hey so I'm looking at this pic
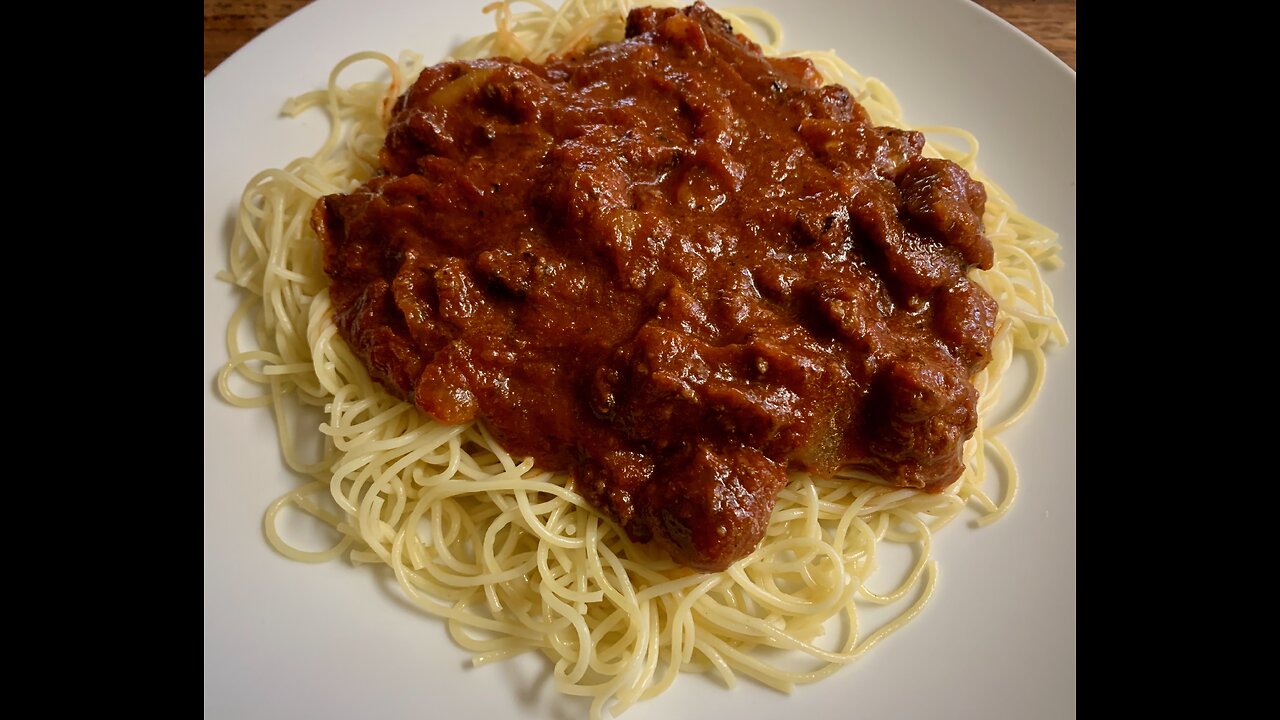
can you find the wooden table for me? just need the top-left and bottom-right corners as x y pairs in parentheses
(204, 0), (1076, 76)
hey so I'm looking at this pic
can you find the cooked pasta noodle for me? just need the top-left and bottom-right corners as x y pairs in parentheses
(215, 2), (1066, 717)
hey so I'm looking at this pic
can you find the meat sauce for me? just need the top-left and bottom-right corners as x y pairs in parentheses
(314, 2), (997, 571)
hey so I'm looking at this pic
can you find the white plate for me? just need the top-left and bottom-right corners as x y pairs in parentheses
(203, 1), (1076, 717)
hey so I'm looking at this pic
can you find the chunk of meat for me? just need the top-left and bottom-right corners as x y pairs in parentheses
(636, 442), (790, 571)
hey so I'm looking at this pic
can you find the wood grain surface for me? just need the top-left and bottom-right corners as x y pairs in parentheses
(204, 0), (1076, 76)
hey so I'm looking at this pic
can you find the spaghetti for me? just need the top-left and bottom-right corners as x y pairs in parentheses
(216, 1), (1066, 717)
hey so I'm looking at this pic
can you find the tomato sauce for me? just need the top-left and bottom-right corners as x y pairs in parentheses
(315, 2), (996, 570)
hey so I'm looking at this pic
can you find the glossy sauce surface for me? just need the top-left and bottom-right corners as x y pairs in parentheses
(315, 2), (996, 571)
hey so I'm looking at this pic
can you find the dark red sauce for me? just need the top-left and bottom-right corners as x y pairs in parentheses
(314, 2), (997, 571)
